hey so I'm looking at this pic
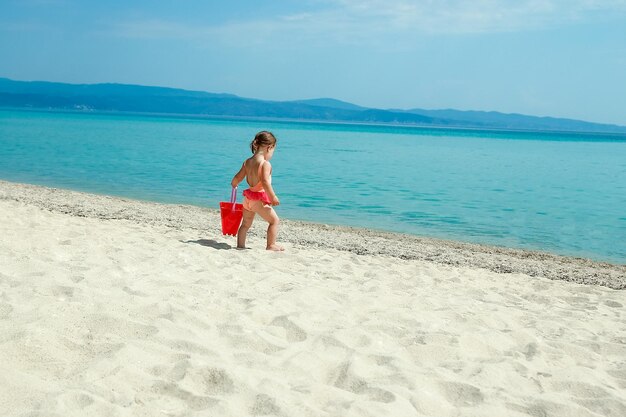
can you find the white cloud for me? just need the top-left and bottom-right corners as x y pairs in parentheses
(330, 0), (626, 33)
(109, 0), (626, 45)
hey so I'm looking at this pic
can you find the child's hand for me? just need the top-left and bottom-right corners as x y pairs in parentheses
(271, 196), (280, 206)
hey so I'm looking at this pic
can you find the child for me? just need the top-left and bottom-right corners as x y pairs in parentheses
(231, 131), (284, 251)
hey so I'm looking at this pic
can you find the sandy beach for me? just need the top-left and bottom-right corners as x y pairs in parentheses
(1, 180), (625, 416)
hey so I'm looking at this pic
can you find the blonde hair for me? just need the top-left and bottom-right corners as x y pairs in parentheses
(250, 131), (277, 154)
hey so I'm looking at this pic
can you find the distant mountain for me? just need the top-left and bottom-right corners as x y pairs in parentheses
(290, 98), (367, 111)
(403, 108), (626, 134)
(1, 77), (625, 134)
(0, 78), (438, 125)
(0, 77), (237, 99)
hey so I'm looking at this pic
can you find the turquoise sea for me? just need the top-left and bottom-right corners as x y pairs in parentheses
(1, 109), (625, 263)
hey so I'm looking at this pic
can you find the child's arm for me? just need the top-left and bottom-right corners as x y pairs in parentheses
(260, 162), (280, 206)
(231, 163), (246, 188)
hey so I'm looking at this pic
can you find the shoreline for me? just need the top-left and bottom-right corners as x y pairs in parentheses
(4, 106), (626, 138)
(1, 180), (624, 289)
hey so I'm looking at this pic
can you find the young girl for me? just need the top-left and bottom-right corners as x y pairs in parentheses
(231, 131), (284, 251)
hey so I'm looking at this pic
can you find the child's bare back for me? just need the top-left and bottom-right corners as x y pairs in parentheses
(231, 131), (284, 251)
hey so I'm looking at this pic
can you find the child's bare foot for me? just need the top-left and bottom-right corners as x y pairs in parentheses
(266, 244), (284, 251)
(236, 246), (250, 250)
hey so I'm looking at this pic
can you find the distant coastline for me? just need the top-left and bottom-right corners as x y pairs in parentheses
(4, 106), (626, 140)
(2, 77), (626, 134)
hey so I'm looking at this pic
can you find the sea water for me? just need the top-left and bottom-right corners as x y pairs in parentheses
(1, 109), (625, 263)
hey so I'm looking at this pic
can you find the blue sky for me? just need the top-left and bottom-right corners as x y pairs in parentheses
(1, 0), (626, 125)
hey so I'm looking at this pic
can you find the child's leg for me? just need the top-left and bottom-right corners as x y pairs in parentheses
(237, 209), (255, 249)
(257, 206), (283, 251)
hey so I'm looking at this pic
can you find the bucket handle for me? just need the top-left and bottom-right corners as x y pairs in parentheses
(230, 187), (238, 211)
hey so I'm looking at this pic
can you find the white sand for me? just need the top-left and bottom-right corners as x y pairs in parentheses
(1, 185), (626, 416)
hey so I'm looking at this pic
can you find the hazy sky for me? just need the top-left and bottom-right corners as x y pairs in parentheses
(1, 0), (625, 125)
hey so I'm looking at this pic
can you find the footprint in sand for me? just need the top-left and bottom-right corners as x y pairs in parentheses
(269, 316), (307, 343)
(83, 314), (159, 341)
(506, 401), (550, 417)
(0, 329), (25, 344)
(146, 380), (219, 411)
(550, 380), (611, 398)
(438, 381), (484, 407)
(329, 361), (396, 403)
(166, 339), (216, 356)
(576, 398), (626, 416)
(46, 390), (98, 413)
(219, 325), (283, 354)
(166, 359), (190, 382)
(63, 390), (95, 409)
(0, 302), (13, 319)
(70, 274), (85, 283)
(52, 285), (75, 299)
(250, 393), (281, 415)
(522, 342), (539, 361)
(122, 286), (148, 297)
(607, 368), (626, 388)
(186, 366), (235, 396)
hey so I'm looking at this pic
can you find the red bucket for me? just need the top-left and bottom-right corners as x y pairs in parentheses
(220, 201), (243, 236)
(219, 187), (243, 236)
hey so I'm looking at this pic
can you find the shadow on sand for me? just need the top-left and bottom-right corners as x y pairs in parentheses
(182, 239), (232, 250)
